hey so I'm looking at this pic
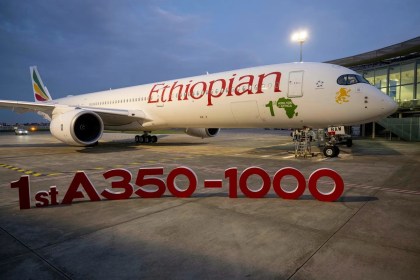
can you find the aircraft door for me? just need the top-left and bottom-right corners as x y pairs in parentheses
(288, 71), (304, 97)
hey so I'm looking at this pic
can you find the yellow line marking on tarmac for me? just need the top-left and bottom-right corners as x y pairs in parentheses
(0, 163), (51, 177)
(47, 173), (63, 176)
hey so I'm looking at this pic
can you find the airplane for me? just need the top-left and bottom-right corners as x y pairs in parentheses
(0, 62), (397, 157)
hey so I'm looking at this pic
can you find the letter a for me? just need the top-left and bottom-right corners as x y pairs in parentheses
(62, 172), (101, 204)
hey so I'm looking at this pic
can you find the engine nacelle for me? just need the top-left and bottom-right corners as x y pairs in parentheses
(184, 128), (220, 138)
(50, 110), (104, 146)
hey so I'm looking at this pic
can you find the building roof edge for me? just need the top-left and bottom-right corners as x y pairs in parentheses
(325, 36), (420, 67)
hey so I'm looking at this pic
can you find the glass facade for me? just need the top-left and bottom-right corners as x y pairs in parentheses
(360, 59), (418, 106)
(331, 38), (420, 141)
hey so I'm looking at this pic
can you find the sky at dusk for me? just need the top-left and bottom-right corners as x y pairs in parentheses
(0, 0), (419, 123)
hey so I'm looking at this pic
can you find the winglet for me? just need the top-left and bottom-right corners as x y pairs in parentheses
(30, 66), (52, 102)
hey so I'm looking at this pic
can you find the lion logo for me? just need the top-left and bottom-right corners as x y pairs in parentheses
(335, 88), (351, 104)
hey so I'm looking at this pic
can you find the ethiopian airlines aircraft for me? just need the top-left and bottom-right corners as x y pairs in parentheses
(0, 63), (397, 148)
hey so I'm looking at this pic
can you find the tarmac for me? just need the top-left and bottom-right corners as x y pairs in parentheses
(0, 129), (419, 279)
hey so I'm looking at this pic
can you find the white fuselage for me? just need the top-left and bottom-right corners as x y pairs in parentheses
(52, 62), (397, 131)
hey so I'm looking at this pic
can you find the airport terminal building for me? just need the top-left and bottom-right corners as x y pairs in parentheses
(327, 36), (420, 141)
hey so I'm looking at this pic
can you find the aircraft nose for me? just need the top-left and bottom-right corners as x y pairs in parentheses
(389, 98), (398, 113)
(384, 95), (398, 112)
(378, 92), (398, 117)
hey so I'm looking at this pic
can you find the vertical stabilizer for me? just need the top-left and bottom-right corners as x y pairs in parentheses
(30, 66), (52, 102)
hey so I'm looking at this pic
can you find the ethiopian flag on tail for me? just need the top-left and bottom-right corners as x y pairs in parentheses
(30, 66), (52, 102)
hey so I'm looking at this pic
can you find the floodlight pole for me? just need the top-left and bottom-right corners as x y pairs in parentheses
(299, 41), (303, 62)
(291, 30), (307, 62)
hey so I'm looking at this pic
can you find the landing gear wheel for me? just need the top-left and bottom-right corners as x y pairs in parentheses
(323, 146), (339, 158)
(135, 133), (158, 144)
(135, 135), (146, 144)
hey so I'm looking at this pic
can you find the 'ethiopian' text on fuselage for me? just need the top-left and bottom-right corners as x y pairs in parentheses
(148, 71), (282, 106)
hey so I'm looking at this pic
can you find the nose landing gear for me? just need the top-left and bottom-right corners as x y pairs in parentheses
(323, 145), (340, 158)
(291, 126), (352, 158)
(322, 126), (353, 158)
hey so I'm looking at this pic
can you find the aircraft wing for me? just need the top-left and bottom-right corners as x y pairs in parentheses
(0, 100), (55, 114)
(0, 100), (152, 125)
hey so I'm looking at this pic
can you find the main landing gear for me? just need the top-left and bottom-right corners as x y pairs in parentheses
(134, 132), (158, 144)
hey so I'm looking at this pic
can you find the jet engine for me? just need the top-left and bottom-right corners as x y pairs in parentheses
(184, 128), (220, 138)
(50, 110), (104, 146)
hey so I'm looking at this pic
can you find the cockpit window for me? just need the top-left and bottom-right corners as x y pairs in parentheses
(337, 74), (370, 85)
(356, 75), (370, 84)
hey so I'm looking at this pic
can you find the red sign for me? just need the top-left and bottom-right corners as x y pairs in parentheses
(11, 166), (344, 209)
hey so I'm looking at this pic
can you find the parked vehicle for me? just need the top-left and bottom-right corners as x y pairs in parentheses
(15, 128), (28, 135)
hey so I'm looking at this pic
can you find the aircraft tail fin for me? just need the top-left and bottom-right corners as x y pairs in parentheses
(30, 66), (52, 102)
